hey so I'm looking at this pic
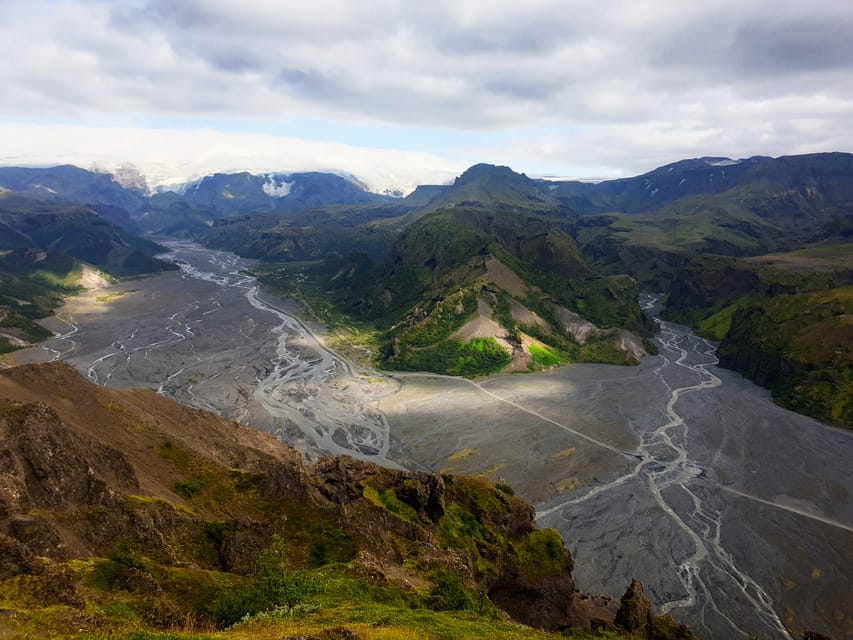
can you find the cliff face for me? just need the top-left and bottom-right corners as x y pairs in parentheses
(717, 288), (853, 428)
(0, 362), (693, 637)
(659, 249), (853, 429)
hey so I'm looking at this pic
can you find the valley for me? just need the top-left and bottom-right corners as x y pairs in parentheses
(7, 244), (851, 640)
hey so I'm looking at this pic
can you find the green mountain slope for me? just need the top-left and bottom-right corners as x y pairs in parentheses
(542, 152), (853, 217)
(0, 192), (176, 277)
(203, 202), (411, 262)
(416, 163), (563, 214)
(0, 250), (82, 352)
(306, 207), (655, 375)
(718, 286), (852, 426)
(568, 155), (853, 428)
(0, 191), (178, 353)
(660, 246), (853, 428)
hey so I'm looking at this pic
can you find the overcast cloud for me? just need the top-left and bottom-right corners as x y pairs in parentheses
(1, 0), (852, 188)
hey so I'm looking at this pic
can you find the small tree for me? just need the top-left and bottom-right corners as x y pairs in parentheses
(256, 534), (319, 609)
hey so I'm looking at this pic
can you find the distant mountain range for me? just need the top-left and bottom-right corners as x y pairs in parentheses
(4, 151), (852, 228)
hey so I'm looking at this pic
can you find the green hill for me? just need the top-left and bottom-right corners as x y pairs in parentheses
(568, 155), (853, 428)
(0, 192), (178, 353)
(416, 163), (563, 214)
(0, 192), (176, 277)
(660, 246), (853, 428)
(287, 207), (655, 376)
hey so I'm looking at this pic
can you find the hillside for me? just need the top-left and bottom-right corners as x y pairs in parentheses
(0, 165), (148, 218)
(0, 249), (83, 353)
(381, 207), (653, 373)
(0, 191), (175, 277)
(0, 190), (177, 353)
(221, 164), (655, 377)
(255, 200), (655, 377)
(659, 246), (853, 428)
(561, 156), (853, 427)
(0, 361), (694, 639)
(416, 163), (563, 214)
(202, 202), (412, 262)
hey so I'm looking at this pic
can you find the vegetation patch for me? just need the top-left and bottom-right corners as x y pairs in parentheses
(527, 343), (567, 369)
(387, 337), (511, 376)
(448, 448), (478, 462)
(438, 503), (485, 547)
(516, 529), (569, 579)
(428, 567), (499, 618)
(155, 440), (267, 514)
(363, 485), (423, 526)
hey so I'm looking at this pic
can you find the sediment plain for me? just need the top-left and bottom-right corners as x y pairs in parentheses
(6, 244), (851, 640)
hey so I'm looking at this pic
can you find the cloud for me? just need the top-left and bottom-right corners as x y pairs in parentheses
(1, 0), (852, 179)
(0, 123), (463, 194)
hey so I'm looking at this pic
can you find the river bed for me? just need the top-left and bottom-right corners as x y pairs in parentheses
(8, 245), (852, 640)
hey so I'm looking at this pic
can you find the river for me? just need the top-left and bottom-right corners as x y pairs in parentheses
(14, 244), (853, 640)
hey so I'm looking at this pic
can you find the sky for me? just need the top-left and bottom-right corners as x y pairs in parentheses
(1, 0), (852, 193)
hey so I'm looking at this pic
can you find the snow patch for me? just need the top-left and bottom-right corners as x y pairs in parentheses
(262, 174), (294, 197)
(708, 159), (740, 167)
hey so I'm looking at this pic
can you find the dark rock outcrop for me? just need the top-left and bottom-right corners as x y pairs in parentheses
(614, 579), (697, 640)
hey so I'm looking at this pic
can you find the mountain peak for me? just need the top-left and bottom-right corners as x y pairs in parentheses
(454, 163), (535, 187)
(417, 163), (559, 213)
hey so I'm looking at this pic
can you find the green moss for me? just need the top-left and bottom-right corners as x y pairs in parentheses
(363, 486), (423, 526)
(308, 528), (358, 568)
(438, 503), (484, 547)
(516, 529), (569, 579)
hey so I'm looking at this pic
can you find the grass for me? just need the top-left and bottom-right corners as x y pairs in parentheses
(527, 343), (567, 369)
(386, 337), (511, 377)
(0, 549), (627, 640)
(154, 440), (269, 516)
(363, 486), (423, 526)
(96, 291), (134, 303)
(516, 529), (569, 579)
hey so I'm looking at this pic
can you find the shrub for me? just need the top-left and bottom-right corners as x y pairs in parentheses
(209, 534), (322, 627)
(428, 568), (499, 619)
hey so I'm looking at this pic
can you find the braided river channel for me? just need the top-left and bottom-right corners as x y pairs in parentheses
(13, 244), (852, 640)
